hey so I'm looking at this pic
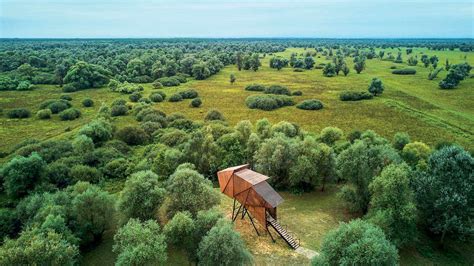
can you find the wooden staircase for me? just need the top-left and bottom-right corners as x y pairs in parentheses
(266, 215), (300, 249)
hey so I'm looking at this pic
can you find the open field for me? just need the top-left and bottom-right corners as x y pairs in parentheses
(1, 47), (473, 157)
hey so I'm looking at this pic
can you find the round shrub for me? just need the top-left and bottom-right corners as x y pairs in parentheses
(129, 92), (142, 102)
(39, 99), (72, 114)
(245, 84), (266, 92)
(36, 109), (52, 119)
(60, 95), (73, 101)
(392, 68), (416, 75)
(112, 98), (127, 107)
(245, 95), (294, 111)
(157, 77), (180, 87)
(111, 104), (128, 117)
(7, 108), (31, 119)
(104, 158), (130, 179)
(292, 90), (303, 96)
(149, 93), (164, 103)
(296, 99), (323, 110)
(264, 85), (291, 95)
(82, 98), (94, 107)
(70, 164), (102, 183)
(179, 89), (198, 99)
(190, 97), (202, 108)
(140, 121), (163, 136)
(62, 83), (76, 92)
(174, 74), (188, 83)
(16, 81), (33, 91)
(136, 108), (166, 122)
(169, 93), (183, 102)
(152, 80), (163, 89)
(58, 108), (81, 121)
(138, 97), (151, 104)
(205, 109), (225, 121)
(116, 126), (148, 145)
(340, 91), (374, 101)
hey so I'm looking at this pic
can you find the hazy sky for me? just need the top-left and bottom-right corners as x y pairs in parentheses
(1, 0), (473, 38)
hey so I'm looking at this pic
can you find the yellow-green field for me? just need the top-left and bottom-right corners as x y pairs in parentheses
(1, 47), (473, 156)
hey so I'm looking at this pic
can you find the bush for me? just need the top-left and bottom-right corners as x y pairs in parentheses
(116, 126), (148, 145)
(36, 109), (52, 119)
(39, 99), (71, 114)
(296, 99), (323, 110)
(152, 80), (163, 89)
(392, 68), (417, 75)
(244, 84), (266, 92)
(190, 97), (202, 108)
(293, 68), (304, 72)
(292, 90), (303, 96)
(6, 108), (31, 119)
(60, 95), (72, 101)
(264, 85), (291, 95)
(16, 81), (33, 91)
(157, 77), (180, 87)
(111, 104), (128, 117)
(70, 164), (102, 183)
(78, 119), (113, 143)
(58, 108), (81, 121)
(205, 109), (226, 121)
(179, 89), (198, 99)
(149, 92), (164, 103)
(245, 95), (294, 111)
(138, 97), (151, 104)
(313, 219), (398, 265)
(339, 91), (374, 101)
(62, 83), (77, 92)
(129, 92), (142, 102)
(173, 74), (187, 83)
(169, 93), (183, 102)
(81, 98), (94, 107)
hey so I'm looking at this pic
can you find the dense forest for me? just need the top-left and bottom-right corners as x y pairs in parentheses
(0, 39), (473, 265)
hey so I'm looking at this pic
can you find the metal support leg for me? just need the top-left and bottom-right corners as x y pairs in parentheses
(231, 199), (236, 220)
(246, 211), (260, 236)
(241, 207), (247, 219)
(267, 226), (276, 243)
(232, 203), (242, 222)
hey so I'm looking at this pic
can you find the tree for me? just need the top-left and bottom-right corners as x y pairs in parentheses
(236, 52), (243, 71)
(394, 52), (403, 63)
(412, 146), (473, 244)
(332, 55), (344, 75)
(192, 62), (211, 80)
(230, 73), (236, 85)
(421, 54), (430, 67)
(63, 61), (111, 90)
(342, 64), (350, 76)
(401, 141), (431, 168)
(392, 132), (410, 151)
(197, 221), (252, 266)
(78, 118), (113, 144)
(113, 219), (167, 266)
(319, 127), (343, 146)
(250, 53), (261, 71)
(269, 57), (287, 70)
(68, 182), (114, 245)
(118, 171), (166, 221)
(353, 56), (366, 74)
(429, 55), (439, 68)
(367, 163), (417, 247)
(163, 211), (195, 251)
(337, 137), (401, 213)
(312, 219), (398, 266)
(1, 152), (46, 198)
(439, 62), (472, 89)
(407, 56), (418, 66)
(322, 63), (336, 77)
(304, 56), (315, 69)
(166, 166), (220, 217)
(0, 228), (79, 265)
(368, 77), (384, 96)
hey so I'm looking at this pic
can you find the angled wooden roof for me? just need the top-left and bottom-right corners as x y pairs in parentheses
(217, 164), (283, 208)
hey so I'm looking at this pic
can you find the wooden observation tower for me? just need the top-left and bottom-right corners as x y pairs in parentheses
(217, 164), (300, 249)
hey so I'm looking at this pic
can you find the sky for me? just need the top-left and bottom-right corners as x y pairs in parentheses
(1, 0), (473, 38)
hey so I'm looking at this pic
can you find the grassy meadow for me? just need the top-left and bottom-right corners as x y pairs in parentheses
(1, 47), (473, 156)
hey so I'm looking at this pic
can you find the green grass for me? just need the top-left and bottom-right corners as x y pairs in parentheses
(1, 47), (472, 156)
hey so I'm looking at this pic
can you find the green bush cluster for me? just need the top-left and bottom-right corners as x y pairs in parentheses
(245, 95), (294, 111)
(245, 84), (266, 92)
(157, 77), (181, 87)
(340, 91), (374, 101)
(82, 98), (94, 107)
(59, 108), (81, 121)
(36, 109), (52, 119)
(7, 108), (31, 119)
(190, 97), (202, 108)
(392, 68), (417, 75)
(264, 85), (291, 95)
(169, 93), (184, 102)
(296, 99), (324, 110)
(39, 99), (72, 114)
(178, 89), (198, 99)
